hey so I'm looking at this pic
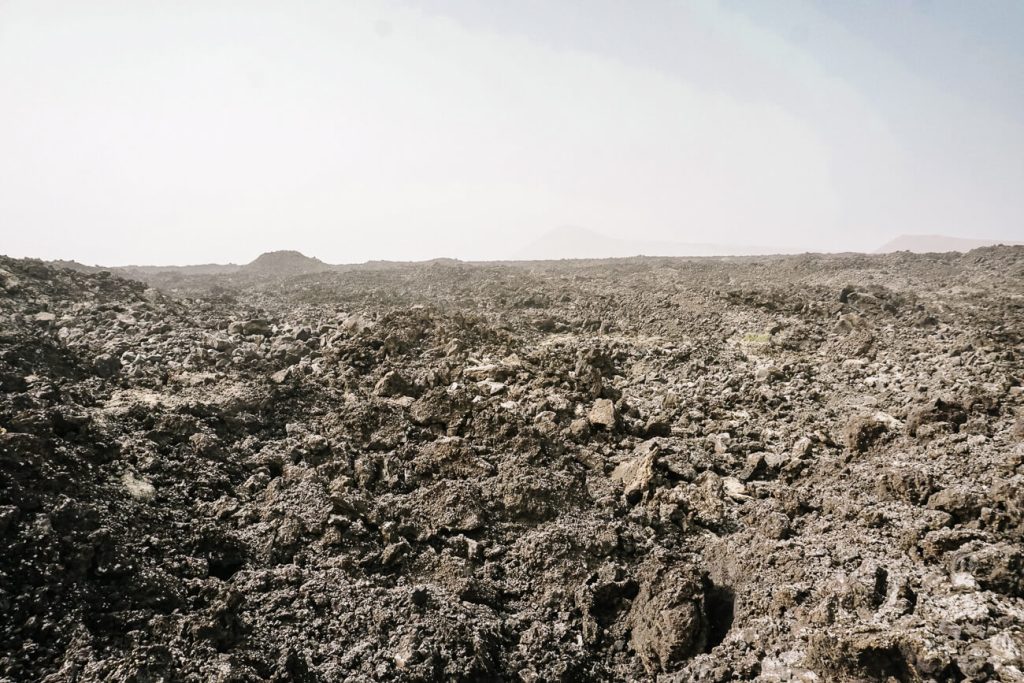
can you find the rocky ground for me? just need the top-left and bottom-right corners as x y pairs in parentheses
(1, 247), (1023, 682)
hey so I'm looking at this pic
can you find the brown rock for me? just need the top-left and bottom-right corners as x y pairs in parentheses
(610, 440), (660, 504)
(627, 554), (707, 673)
(844, 413), (893, 453)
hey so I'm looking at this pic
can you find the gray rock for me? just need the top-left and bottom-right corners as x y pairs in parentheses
(588, 398), (616, 429)
(93, 353), (121, 378)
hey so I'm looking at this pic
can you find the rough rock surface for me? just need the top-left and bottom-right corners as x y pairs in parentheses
(2, 247), (1023, 681)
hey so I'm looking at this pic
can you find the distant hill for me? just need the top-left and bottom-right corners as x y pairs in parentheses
(48, 260), (106, 273)
(877, 234), (1022, 253)
(119, 263), (242, 277)
(48, 251), (332, 285)
(240, 250), (332, 276)
(516, 226), (795, 260)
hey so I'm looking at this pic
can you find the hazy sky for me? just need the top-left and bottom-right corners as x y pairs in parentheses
(1, 0), (1022, 265)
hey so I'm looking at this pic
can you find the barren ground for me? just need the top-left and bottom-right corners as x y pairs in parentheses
(2, 248), (1023, 681)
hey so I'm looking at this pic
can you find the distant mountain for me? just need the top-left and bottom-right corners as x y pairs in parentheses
(877, 234), (1022, 253)
(240, 250), (331, 276)
(516, 226), (794, 260)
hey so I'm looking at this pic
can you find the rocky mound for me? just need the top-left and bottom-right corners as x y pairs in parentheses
(1, 249), (1022, 681)
(242, 250), (331, 276)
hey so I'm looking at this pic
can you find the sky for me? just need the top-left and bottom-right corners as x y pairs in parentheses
(0, 0), (1022, 265)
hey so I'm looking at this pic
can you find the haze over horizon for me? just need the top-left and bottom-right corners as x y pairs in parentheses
(2, 0), (1022, 266)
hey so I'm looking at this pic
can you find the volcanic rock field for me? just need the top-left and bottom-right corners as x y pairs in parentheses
(1, 248), (1023, 682)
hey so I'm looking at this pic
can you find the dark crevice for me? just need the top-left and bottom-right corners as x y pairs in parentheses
(703, 579), (735, 653)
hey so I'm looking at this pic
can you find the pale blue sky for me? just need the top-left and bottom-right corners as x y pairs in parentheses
(1, 0), (1021, 264)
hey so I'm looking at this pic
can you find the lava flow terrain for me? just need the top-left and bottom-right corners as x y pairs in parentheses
(1, 248), (1023, 682)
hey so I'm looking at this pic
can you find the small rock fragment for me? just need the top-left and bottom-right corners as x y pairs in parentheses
(610, 440), (660, 504)
(588, 399), (616, 429)
(844, 412), (896, 453)
(93, 353), (121, 378)
(122, 472), (155, 501)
